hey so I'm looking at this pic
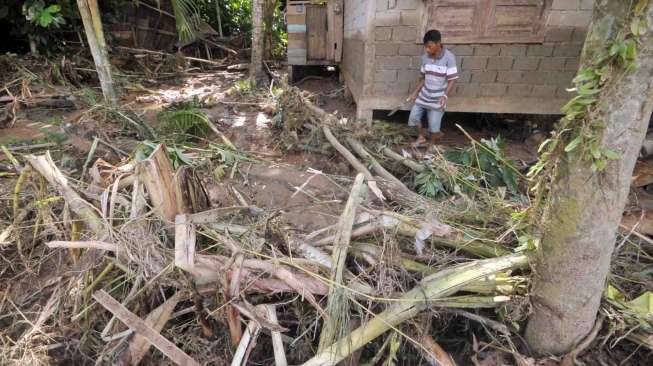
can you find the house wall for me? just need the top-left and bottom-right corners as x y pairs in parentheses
(350, 0), (594, 119)
(342, 0), (373, 106)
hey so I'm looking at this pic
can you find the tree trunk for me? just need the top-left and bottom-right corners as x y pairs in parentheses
(77, 0), (118, 105)
(525, 0), (653, 355)
(249, 0), (264, 82)
(214, 0), (223, 38)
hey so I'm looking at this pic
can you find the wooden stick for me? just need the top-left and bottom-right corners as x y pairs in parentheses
(47, 240), (118, 251)
(116, 46), (226, 66)
(174, 214), (196, 272)
(347, 137), (411, 194)
(322, 126), (385, 201)
(123, 292), (182, 365)
(414, 332), (456, 366)
(265, 305), (288, 366)
(382, 147), (425, 172)
(231, 320), (261, 366)
(92, 290), (200, 366)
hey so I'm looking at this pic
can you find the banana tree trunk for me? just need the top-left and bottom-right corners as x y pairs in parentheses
(77, 0), (117, 105)
(525, 0), (653, 355)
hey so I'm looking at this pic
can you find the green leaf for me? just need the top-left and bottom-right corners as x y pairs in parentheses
(625, 62), (639, 74)
(572, 68), (596, 83)
(625, 40), (637, 61)
(590, 143), (601, 159)
(564, 136), (582, 152)
(595, 158), (607, 171)
(605, 285), (626, 303)
(38, 12), (53, 27)
(625, 292), (653, 318)
(45, 4), (61, 14)
(609, 42), (621, 57)
(602, 148), (620, 160)
(631, 18), (642, 35)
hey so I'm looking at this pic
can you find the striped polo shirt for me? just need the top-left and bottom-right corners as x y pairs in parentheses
(416, 48), (458, 110)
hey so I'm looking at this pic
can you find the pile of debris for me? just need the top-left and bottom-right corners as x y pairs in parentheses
(0, 64), (651, 366)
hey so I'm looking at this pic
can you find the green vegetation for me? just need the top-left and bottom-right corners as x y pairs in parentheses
(413, 137), (520, 199)
(158, 99), (213, 139)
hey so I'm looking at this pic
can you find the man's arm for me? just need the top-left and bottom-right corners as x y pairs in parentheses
(410, 77), (425, 101)
(440, 79), (455, 108)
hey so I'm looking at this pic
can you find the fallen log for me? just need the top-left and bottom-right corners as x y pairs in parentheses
(347, 138), (410, 194)
(318, 174), (365, 351)
(382, 147), (425, 173)
(322, 126), (385, 201)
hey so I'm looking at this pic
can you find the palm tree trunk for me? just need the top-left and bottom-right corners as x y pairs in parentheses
(77, 0), (117, 105)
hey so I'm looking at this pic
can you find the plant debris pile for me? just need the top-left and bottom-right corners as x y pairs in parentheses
(0, 54), (652, 366)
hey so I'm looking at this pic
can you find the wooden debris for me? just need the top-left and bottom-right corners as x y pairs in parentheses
(231, 320), (261, 366)
(632, 161), (653, 187)
(621, 210), (653, 236)
(382, 147), (425, 172)
(122, 292), (183, 366)
(414, 332), (456, 366)
(265, 305), (288, 366)
(347, 138), (411, 194)
(137, 144), (187, 222)
(46, 240), (119, 252)
(318, 173), (365, 351)
(92, 290), (200, 366)
(322, 125), (385, 201)
(26, 152), (108, 238)
(174, 214), (195, 272)
(302, 254), (529, 366)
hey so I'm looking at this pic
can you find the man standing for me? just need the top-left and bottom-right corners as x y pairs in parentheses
(407, 29), (458, 149)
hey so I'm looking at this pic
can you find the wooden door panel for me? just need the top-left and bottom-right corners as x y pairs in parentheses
(485, 0), (547, 41)
(306, 5), (327, 60)
(424, 0), (482, 41)
(420, 0), (550, 44)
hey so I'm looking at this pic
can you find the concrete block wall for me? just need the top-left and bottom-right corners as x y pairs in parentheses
(360, 0), (595, 115)
(342, 0), (372, 103)
(344, 0), (368, 39)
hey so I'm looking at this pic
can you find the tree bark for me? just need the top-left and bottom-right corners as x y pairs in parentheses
(249, 0), (265, 82)
(525, 0), (653, 355)
(77, 0), (118, 105)
(214, 0), (223, 38)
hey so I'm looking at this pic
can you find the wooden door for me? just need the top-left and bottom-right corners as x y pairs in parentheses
(327, 0), (344, 62)
(306, 5), (327, 60)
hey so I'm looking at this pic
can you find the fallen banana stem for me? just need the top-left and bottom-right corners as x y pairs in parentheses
(302, 254), (529, 366)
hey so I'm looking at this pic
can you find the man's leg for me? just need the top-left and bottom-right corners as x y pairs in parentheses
(427, 109), (445, 148)
(408, 104), (426, 146)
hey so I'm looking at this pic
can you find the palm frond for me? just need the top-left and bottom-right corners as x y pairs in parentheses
(170, 0), (202, 41)
(159, 107), (212, 137)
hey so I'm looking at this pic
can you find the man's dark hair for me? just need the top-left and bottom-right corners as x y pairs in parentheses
(423, 29), (442, 44)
